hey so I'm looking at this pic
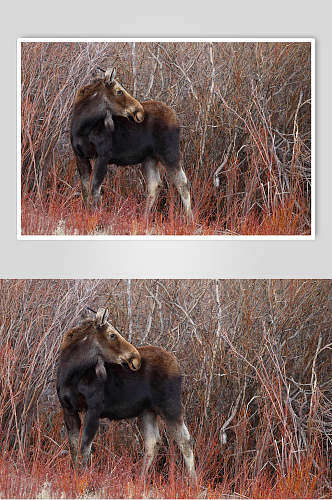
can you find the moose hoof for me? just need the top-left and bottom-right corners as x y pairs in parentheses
(77, 454), (91, 469)
(91, 195), (102, 210)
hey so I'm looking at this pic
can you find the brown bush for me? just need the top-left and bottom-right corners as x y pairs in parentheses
(20, 41), (312, 235)
(0, 279), (330, 497)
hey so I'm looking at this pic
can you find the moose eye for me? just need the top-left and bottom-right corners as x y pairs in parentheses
(109, 333), (116, 339)
(116, 89), (123, 95)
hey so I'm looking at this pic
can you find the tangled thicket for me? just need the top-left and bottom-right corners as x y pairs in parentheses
(0, 279), (330, 497)
(21, 41), (312, 235)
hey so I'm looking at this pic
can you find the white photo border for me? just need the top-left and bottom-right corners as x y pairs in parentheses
(17, 37), (315, 241)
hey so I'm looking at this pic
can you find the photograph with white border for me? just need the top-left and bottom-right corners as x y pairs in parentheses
(18, 38), (315, 240)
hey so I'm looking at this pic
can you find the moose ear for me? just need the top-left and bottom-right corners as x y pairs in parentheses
(95, 307), (110, 327)
(104, 67), (116, 87)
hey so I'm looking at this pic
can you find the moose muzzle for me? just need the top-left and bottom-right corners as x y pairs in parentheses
(126, 351), (141, 371)
(133, 108), (144, 123)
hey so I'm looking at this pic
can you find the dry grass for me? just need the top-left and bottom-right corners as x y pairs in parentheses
(0, 279), (330, 497)
(20, 41), (312, 236)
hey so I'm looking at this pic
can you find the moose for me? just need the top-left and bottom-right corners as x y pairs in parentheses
(70, 68), (193, 223)
(56, 307), (196, 482)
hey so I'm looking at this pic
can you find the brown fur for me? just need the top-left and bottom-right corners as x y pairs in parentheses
(59, 317), (141, 372)
(138, 345), (181, 378)
(60, 319), (94, 352)
(56, 319), (196, 481)
(142, 101), (178, 127)
(74, 81), (105, 106)
(70, 72), (192, 221)
(73, 79), (144, 122)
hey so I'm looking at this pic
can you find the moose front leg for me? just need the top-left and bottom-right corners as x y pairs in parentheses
(80, 408), (100, 466)
(91, 157), (108, 207)
(63, 408), (81, 465)
(76, 156), (92, 207)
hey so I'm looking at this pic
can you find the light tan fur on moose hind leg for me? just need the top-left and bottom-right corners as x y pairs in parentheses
(166, 166), (194, 224)
(143, 158), (163, 231)
(166, 419), (197, 484)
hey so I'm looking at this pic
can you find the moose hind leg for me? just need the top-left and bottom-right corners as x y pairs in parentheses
(166, 420), (196, 482)
(166, 166), (193, 223)
(143, 158), (162, 222)
(141, 411), (161, 477)
(63, 408), (81, 465)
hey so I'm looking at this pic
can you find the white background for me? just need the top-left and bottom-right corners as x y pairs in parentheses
(1, 0), (330, 278)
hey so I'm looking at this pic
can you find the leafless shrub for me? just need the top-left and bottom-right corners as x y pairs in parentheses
(1, 279), (330, 488)
(20, 41), (312, 235)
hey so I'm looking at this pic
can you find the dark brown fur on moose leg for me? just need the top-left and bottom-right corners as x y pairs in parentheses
(63, 408), (81, 465)
(75, 156), (92, 207)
